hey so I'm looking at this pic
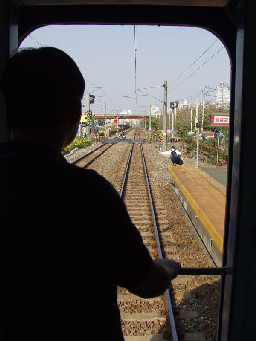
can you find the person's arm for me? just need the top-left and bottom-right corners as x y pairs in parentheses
(127, 258), (181, 299)
(88, 173), (181, 298)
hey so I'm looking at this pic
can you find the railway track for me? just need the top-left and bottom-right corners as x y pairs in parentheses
(71, 129), (136, 169)
(118, 142), (177, 340)
(72, 142), (113, 168)
(67, 128), (220, 340)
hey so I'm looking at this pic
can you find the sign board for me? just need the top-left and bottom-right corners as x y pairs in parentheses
(211, 113), (230, 126)
(160, 130), (172, 134)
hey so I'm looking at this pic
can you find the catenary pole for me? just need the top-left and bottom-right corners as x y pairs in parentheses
(196, 99), (199, 168)
(190, 107), (193, 132)
(149, 105), (152, 136)
(163, 80), (167, 151)
(201, 87), (205, 131)
(174, 107), (177, 135)
(104, 103), (107, 137)
(86, 93), (90, 141)
(171, 108), (174, 138)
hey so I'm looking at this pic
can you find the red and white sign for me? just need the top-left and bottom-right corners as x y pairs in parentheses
(211, 113), (230, 127)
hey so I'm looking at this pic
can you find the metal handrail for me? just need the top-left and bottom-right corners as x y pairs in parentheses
(140, 143), (179, 341)
(180, 267), (226, 276)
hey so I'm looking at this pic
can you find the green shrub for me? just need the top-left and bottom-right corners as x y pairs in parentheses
(62, 136), (91, 154)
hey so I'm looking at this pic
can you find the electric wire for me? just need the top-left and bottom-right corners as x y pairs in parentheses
(27, 34), (122, 113)
(137, 89), (163, 103)
(28, 34), (44, 47)
(167, 39), (218, 89)
(170, 46), (224, 92)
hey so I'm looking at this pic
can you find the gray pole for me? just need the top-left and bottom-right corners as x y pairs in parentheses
(104, 103), (107, 138)
(201, 87), (205, 131)
(149, 105), (152, 136)
(86, 93), (91, 141)
(217, 128), (219, 165)
(196, 99), (199, 168)
(171, 108), (174, 138)
(168, 108), (170, 130)
(117, 112), (119, 135)
(91, 115), (95, 140)
(196, 127), (199, 168)
(163, 80), (167, 151)
(174, 107), (177, 135)
(190, 107), (193, 132)
(195, 99), (199, 130)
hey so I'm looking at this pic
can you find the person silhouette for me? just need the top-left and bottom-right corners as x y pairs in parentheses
(0, 47), (180, 340)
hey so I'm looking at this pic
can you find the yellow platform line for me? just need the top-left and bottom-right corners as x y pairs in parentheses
(168, 166), (224, 252)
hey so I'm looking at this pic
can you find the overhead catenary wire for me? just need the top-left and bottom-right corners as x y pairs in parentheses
(28, 34), (123, 113)
(167, 39), (218, 89)
(137, 88), (163, 103)
(169, 46), (224, 92)
(28, 32), (223, 113)
(28, 34), (44, 47)
(136, 41), (223, 106)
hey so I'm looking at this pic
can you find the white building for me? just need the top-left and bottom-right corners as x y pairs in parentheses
(118, 110), (133, 126)
(150, 106), (161, 116)
(178, 99), (191, 110)
(216, 82), (230, 106)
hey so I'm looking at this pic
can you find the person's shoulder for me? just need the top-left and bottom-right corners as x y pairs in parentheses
(60, 162), (105, 183)
(63, 162), (115, 192)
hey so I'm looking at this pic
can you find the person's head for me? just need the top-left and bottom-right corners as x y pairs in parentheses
(171, 146), (176, 151)
(0, 47), (85, 148)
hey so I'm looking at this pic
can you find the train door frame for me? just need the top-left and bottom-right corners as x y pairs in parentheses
(1, 1), (255, 340)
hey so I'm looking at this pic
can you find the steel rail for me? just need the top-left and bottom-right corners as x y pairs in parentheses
(72, 143), (107, 165)
(81, 144), (113, 168)
(140, 143), (179, 341)
(119, 143), (134, 198)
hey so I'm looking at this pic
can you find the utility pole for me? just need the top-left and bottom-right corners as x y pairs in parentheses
(104, 103), (107, 138)
(168, 108), (171, 131)
(149, 105), (152, 136)
(195, 99), (199, 168)
(91, 115), (95, 140)
(86, 93), (91, 141)
(86, 93), (96, 141)
(201, 87), (206, 131)
(170, 101), (179, 138)
(190, 107), (193, 132)
(174, 106), (177, 134)
(117, 112), (119, 135)
(163, 80), (167, 151)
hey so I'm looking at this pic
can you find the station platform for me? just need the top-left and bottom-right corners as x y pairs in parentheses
(168, 165), (225, 266)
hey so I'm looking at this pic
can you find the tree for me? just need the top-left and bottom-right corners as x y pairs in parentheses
(175, 103), (229, 137)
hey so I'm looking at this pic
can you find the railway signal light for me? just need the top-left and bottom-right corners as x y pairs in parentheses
(170, 101), (179, 109)
(89, 95), (95, 104)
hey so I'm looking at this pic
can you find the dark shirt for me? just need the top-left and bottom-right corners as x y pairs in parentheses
(1, 141), (152, 340)
(170, 150), (178, 162)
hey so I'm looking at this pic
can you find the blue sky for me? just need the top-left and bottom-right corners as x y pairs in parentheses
(20, 25), (230, 115)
